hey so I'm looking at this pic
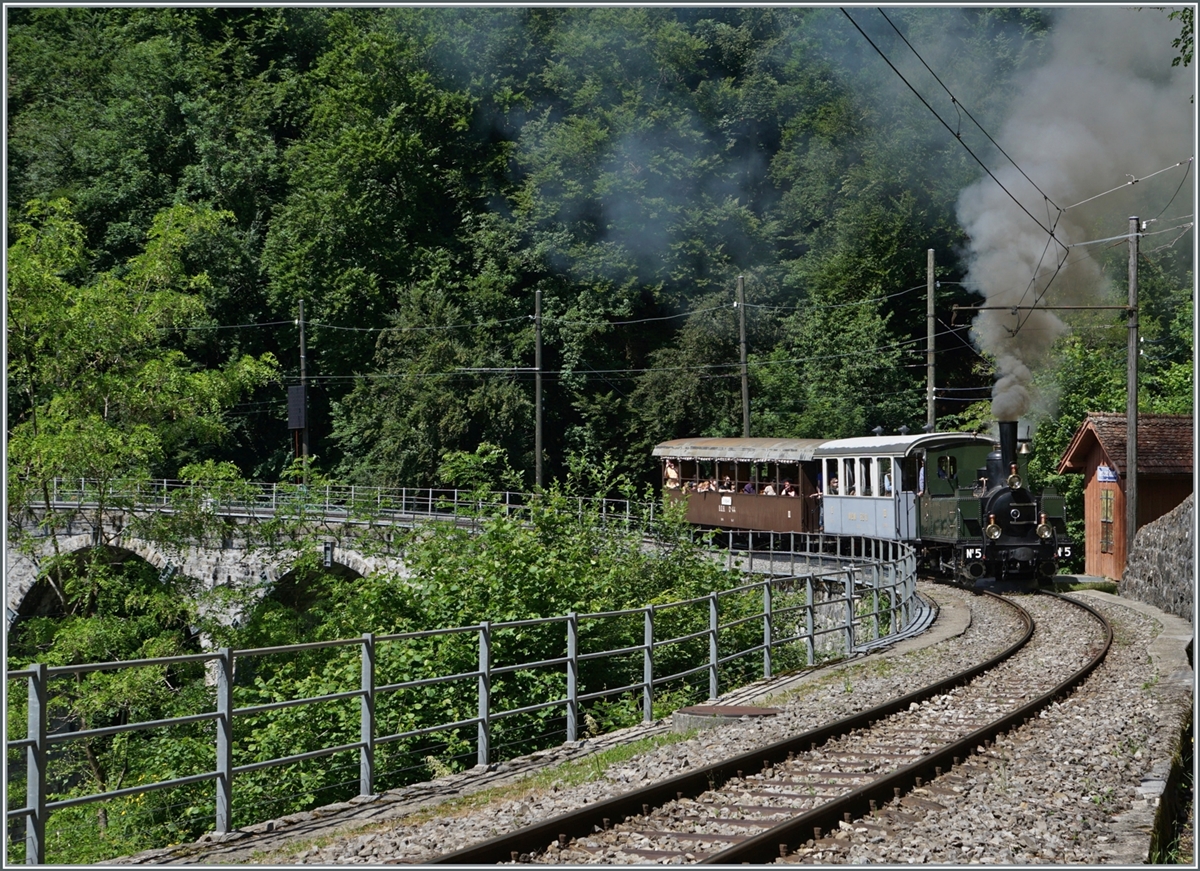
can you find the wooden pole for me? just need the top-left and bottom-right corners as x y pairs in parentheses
(1126, 217), (1139, 563)
(535, 288), (543, 490)
(927, 249), (935, 431)
(738, 275), (750, 438)
(299, 299), (308, 487)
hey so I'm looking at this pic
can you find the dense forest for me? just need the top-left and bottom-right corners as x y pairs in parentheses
(5, 7), (1193, 863)
(8, 6), (1191, 496)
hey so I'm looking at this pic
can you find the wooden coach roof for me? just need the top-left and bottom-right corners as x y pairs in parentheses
(1056, 412), (1194, 477)
(653, 430), (995, 463)
(652, 438), (827, 463)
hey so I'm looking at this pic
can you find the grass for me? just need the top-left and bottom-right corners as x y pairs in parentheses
(250, 730), (694, 862)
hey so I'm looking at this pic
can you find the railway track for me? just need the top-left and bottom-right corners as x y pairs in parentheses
(424, 590), (1111, 865)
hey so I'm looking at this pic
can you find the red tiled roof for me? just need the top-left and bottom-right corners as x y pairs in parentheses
(1057, 413), (1194, 476)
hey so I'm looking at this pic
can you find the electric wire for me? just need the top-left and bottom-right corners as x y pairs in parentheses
(840, 7), (1066, 250)
(876, 8), (1062, 212)
(297, 326), (974, 385)
(744, 282), (930, 312)
(312, 316), (528, 334)
(1061, 157), (1194, 211)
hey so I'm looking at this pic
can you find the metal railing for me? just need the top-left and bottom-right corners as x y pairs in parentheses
(6, 531), (917, 865)
(28, 478), (650, 530)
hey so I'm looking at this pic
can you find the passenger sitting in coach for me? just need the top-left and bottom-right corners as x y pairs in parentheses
(762, 482), (777, 496)
(781, 479), (797, 497)
(664, 459), (681, 489)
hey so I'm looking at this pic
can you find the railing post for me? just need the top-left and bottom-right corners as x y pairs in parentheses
(477, 621), (491, 766)
(566, 612), (578, 742)
(708, 591), (719, 700)
(360, 633), (375, 797)
(643, 606), (654, 723)
(762, 578), (773, 680)
(26, 663), (47, 865)
(805, 575), (815, 666)
(215, 648), (234, 834)
(844, 570), (854, 656)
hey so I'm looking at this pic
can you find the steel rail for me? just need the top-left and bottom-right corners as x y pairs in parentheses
(706, 590), (1113, 863)
(426, 590), (1034, 865)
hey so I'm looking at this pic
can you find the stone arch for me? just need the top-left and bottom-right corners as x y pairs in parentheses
(263, 559), (364, 613)
(9, 543), (192, 637)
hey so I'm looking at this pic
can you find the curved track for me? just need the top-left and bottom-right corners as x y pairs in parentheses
(425, 591), (1111, 865)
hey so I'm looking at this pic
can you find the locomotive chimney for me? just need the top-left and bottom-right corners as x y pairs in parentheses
(998, 421), (1019, 470)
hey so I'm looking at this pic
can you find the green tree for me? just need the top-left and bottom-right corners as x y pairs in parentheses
(6, 199), (277, 861)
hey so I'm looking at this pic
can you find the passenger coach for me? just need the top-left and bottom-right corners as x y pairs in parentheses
(652, 430), (996, 542)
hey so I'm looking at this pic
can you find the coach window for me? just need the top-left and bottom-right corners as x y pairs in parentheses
(858, 457), (874, 496)
(841, 458), (856, 495)
(876, 457), (893, 494)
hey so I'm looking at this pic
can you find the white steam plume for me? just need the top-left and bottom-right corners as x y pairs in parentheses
(956, 7), (1193, 421)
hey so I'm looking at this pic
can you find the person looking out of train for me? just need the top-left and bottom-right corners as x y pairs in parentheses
(718, 475), (734, 492)
(762, 482), (777, 496)
(781, 479), (797, 497)
(742, 481), (756, 495)
(664, 459), (681, 489)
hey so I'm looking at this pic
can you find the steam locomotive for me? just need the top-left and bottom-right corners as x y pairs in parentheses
(652, 421), (1073, 588)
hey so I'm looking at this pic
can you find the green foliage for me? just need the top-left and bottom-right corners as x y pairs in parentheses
(7, 552), (214, 865)
(7, 199), (278, 487)
(1170, 7), (1194, 68)
(437, 442), (524, 491)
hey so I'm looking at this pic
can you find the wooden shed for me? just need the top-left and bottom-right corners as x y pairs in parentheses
(1056, 412), (1194, 579)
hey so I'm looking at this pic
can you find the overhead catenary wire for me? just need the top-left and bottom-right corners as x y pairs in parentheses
(840, 7), (1068, 251)
(876, 8), (1063, 213)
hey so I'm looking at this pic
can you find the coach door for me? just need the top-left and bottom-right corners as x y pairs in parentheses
(896, 456), (918, 539)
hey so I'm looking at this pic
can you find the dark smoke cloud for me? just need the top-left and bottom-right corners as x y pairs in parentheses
(956, 7), (1193, 421)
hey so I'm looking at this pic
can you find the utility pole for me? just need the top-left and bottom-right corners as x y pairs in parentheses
(1126, 216), (1139, 560)
(737, 275), (750, 438)
(535, 288), (543, 490)
(288, 300), (309, 487)
(926, 249), (935, 431)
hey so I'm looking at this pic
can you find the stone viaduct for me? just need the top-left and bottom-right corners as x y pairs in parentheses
(6, 483), (624, 629)
(3, 482), (494, 628)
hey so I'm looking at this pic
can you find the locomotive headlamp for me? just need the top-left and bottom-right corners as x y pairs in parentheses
(1036, 512), (1053, 540)
(985, 513), (1002, 540)
(1006, 463), (1022, 490)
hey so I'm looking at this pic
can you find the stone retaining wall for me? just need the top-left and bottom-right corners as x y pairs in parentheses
(1122, 493), (1194, 623)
